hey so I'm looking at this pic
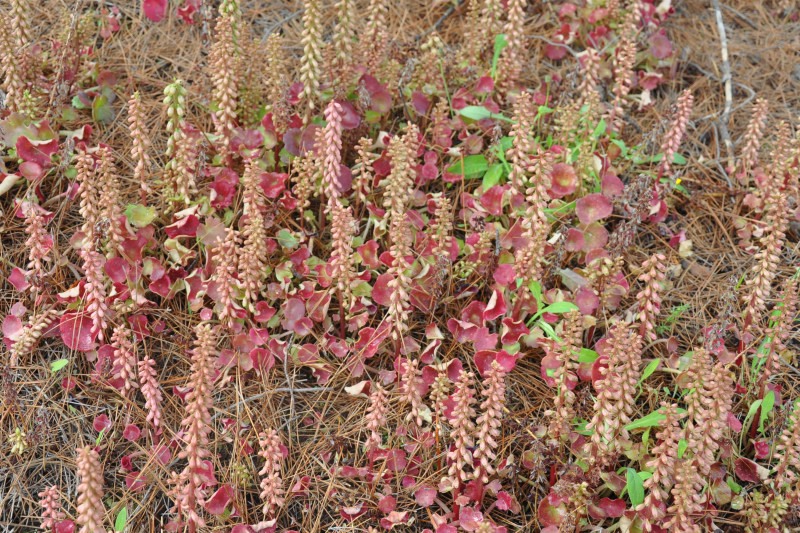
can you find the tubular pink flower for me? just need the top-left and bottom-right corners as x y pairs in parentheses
(658, 90), (694, 178)
(96, 145), (127, 254)
(24, 207), (53, 290)
(75, 149), (100, 242)
(328, 198), (357, 309)
(637, 403), (685, 531)
(474, 361), (506, 483)
(400, 357), (426, 428)
(209, 13), (239, 153)
(239, 159), (269, 312)
(75, 446), (105, 533)
(585, 323), (642, 460)
(80, 248), (108, 342)
(137, 355), (163, 433)
(446, 370), (477, 486)
(365, 382), (388, 452)
(9, 309), (60, 366)
(320, 101), (344, 205)
(170, 323), (217, 531)
(636, 253), (667, 342)
(298, 0), (323, 112)
(128, 91), (152, 198)
(257, 428), (286, 518)
(38, 485), (64, 531)
(736, 97), (768, 184)
(547, 310), (583, 439)
(211, 229), (241, 328)
(111, 325), (137, 397)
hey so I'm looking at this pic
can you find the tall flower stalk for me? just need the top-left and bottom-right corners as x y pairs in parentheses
(170, 323), (217, 532)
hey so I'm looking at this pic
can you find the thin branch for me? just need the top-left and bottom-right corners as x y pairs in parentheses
(712, 0), (734, 169)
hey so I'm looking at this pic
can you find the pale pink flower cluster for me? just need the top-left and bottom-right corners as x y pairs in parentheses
(257, 428), (286, 518)
(75, 446), (105, 533)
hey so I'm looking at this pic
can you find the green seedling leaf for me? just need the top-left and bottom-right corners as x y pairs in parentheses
(482, 163), (505, 189)
(276, 229), (299, 249)
(541, 302), (579, 315)
(538, 320), (560, 341)
(677, 439), (688, 458)
(759, 390), (775, 433)
(115, 507), (128, 532)
(458, 106), (512, 123)
(726, 476), (742, 494)
(578, 348), (599, 364)
(124, 204), (157, 228)
(491, 34), (508, 79)
(92, 94), (115, 124)
(50, 358), (69, 373)
(639, 359), (661, 384)
(447, 154), (488, 178)
(672, 153), (687, 165)
(591, 119), (607, 139)
(626, 468), (645, 507)
(741, 398), (762, 437)
(527, 280), (543, 306)
(96, 429), (105, 446)
(625, 408), (687, 431)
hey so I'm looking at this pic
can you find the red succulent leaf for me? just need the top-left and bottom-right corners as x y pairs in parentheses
(575, 287), (600, 315)
(8, 267), (30, 291)
(479, 185), (506, 216)
(19, 161), (44, 181)
(3, 314), (24, 342)
(483, 289), (507, 321)
(474, 349), (516, 377)
(164, 215), (199, 238)
(734, 457), (760, 483)
(475, 76), (495, 94)
(176, 0), (201, 24)
(727, 412), (742, 433)
(55, 520), (75, 533)
(380, 510), (410, 529)
(142, 0), (168, 22)
(93, 414), (112, 433)
(104, 257), (130, 284)
(576, 193), (613, 225)
(16, 136), (58, 168)
(549, 163), (578, 198)
(123, 424), (141, 441)
(496, 491), (520, 513)
(754, 440), (770, 460)
(249, 348), (275, 374)
(411, 91), (431, 115)
(205, 484), (235, 516)
(582, 222), (609, 252)
(540, 353), (560, 387)
(377, 494), (397, 514)
(538, 491), (568, 527)
(493, 264), (515, 286)
(590, 497), (626, 519)
(458, 506), (483, 531)
(340, 502), (366, 521)
(414, 486), (437, 507)
(261, 172), (288, 198)
(59, 312), (96, 351)
(372, 273), (393, 306)
(649, 29), (673, 59)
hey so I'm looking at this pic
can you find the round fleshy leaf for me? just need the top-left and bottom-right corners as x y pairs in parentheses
(576, 193), (613, 225)
(549, 163), (578, 198)
(59, 313), (96, 351)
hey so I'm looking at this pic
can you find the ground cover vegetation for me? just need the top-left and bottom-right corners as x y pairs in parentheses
(1, 0), (800, 531)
